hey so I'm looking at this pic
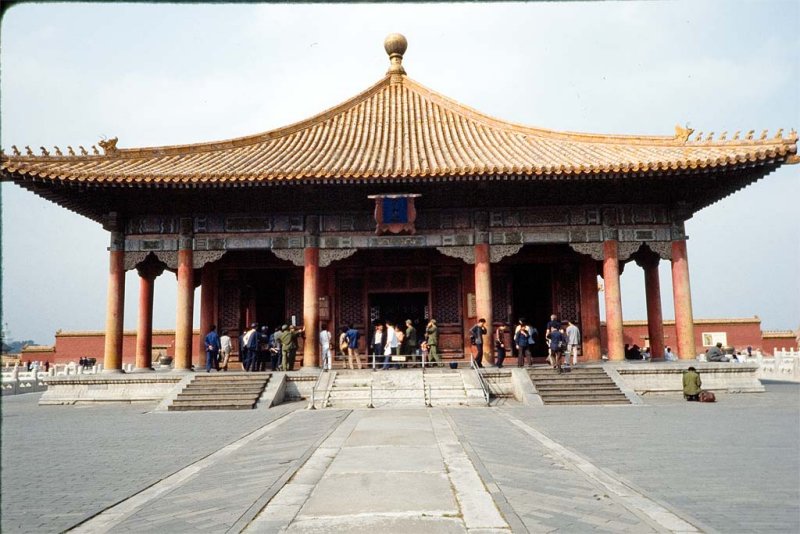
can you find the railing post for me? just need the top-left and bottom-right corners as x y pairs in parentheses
(367, 383), (374, 409)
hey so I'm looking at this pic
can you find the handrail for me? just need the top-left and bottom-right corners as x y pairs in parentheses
(470, 357), (491, 406)
(308, 369), (326, 410)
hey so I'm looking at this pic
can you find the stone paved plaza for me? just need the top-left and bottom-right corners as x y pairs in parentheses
(2, 381), (798, 533)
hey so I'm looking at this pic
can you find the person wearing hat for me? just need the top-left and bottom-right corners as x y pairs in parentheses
(279, 324), (305, 371)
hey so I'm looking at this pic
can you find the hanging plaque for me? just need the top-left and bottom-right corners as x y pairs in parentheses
(368, 194), (421, 235)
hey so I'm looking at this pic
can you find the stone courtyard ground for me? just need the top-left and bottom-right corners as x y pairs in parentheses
(2, 381), (798, 533)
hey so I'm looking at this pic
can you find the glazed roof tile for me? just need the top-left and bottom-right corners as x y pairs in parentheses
(2, 66), (797, 186)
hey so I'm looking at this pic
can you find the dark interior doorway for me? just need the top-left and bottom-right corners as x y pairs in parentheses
(245, 269), (287, 330)
(368, 292), (429, 336)
(511, 265), (553, 357)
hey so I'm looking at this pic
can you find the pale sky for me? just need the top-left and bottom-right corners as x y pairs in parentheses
(2, 1), (798, 345)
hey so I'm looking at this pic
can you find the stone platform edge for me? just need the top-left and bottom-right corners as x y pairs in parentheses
(611, 361), (765, 394)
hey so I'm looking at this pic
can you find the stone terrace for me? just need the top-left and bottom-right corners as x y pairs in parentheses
(1, 382), (798, 533)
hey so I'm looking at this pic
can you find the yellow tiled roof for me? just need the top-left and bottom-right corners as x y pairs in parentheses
(1, 45), (797, 185)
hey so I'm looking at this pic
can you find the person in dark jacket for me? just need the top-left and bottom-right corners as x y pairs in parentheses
(470, 318), (487, 368)
(204, 324), (221, 373)
(548, 326), (567, 372)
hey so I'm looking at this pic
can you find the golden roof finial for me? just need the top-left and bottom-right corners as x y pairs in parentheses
(384, 33), (407, 76)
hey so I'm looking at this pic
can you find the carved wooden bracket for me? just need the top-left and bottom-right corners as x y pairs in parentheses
(436, 246), (475, 264)
(319, 248), (357, 267)
(271, 248), (305, 266)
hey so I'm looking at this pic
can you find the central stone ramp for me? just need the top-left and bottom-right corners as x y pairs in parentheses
(322, 369), (486, 409)
(168, 373), (270, 411)
(529, 366), (630, 405)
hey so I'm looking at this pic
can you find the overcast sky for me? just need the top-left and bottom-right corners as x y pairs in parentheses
(2, 1), (798, 345)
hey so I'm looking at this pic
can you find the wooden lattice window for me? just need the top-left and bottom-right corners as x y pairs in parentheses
(285, 275), (302, 324)
(218, 279), (241, 333)
(339, 277), (364, 326)
(492, 274), (511, 325)
(555, 264), (580, 323)
(432, 275), (461, 325)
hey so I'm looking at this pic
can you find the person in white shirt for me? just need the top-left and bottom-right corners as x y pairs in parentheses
(565, 320), (581, 366)
(219, 330), (232, 371)
(382, 321), (399, 370)
(319, 324), (332, 371)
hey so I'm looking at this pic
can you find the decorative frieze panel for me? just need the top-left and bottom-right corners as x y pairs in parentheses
(225, 237), (273, 249)
(368, 236), (428, 248)
(225, 216), (272, 232)
(522, 230), (570, 243)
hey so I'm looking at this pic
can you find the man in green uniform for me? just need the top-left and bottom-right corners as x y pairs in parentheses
(280, 325), (305, 371)
(425, 319), (440, 366)
(405, 319), (418, 365)
(683, 366), (702, 401)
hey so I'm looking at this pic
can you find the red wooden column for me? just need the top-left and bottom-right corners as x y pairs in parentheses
(134, 262), (164, 371)
(603, 240), (625, 361)
(174, 222), (194, 371)
(303, 247), (320, 368)
(637, 254), (665, 359)
(197, 266), (217, 368)
(103, 231), (126, 372)
(671, 239), (696, 359)
(578, 257), (602, 361)
(474, 243), (494, 365)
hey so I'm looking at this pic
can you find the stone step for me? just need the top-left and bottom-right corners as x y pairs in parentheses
(177, 392), (262, 400)
(529, 370), (608, 377)
(193, 372), (272, 383)
(532, 379), (617, 387)
(179, 385), (265, 393)
(169, 399), (257, 409)
(535, 384), (620, 391)
(542, 398), (630, 405)
(537, 389), (627, 397)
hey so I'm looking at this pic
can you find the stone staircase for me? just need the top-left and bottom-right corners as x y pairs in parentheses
(323, 371), (375, 408)
(423, 369), (486, 407)
(316, 369), (487, 408)
(168, 373), (270, 411)
(481, 370), (515, 401)
(528, 366), (630, 405)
